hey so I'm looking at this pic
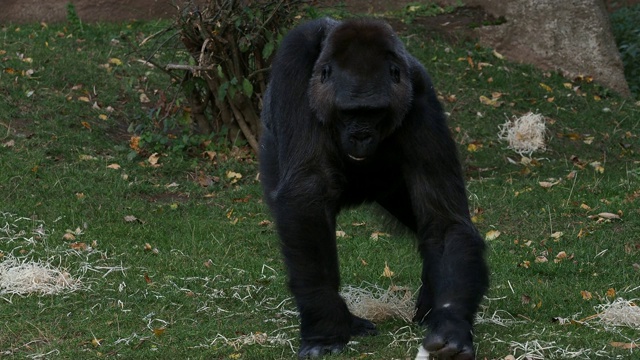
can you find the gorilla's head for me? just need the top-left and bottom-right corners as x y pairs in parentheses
(309, 19), (413, 162)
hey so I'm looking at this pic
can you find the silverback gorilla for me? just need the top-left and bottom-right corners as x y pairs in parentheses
(259, 18), (488, 359)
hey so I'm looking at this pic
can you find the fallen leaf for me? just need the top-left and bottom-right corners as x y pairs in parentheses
(382, 262), (394, 278)
(370, 231), (389, 240)
(139, 93), (150, 103)
(153, 327), (166, 337)
(590, 161), (605, 173)
(124, 215), (138, 222)
(336, 230), (346, 238)
(70, 242), (87, 251)
(62, 232), (76, 241)
(581, 290), (592, 300)
(539, 83), (553, 92)
(107, 163), (121, 170)
(148, 153), (160, 166)
(550, 231), (564, 239)
(535, 256), (548, 263)
(226, 170), (242, 184)
(98, 114), (108, 120)
(2, 140), (15, 148)
(597, 212), (621, 220)
(479, 95), (502, 107)
(554, 251), (567, 263)
(258, 220), (271, 226)
(78, 96), (90, 102)
(485, 229), (501, 241)
(108, 57), (123, 66)
(610, 342), (639, 350)
(606, 288), (616, 298)
(492, 49), (504, 59)
(144, 272), (152, 284)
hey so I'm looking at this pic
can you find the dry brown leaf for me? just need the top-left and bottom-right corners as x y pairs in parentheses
(70, 242), (87, 251)
(62, 232), (76, 241)
(606, 288), (616, 299)
(370, 231), (389, 240)
(148, 153), (160, 167)
(107, 163), (121, 170)
(382, 262), (394, 278)
(581, 290), (593, 300)
(610, 342), (639, 350)
(336, 230), (346, 238)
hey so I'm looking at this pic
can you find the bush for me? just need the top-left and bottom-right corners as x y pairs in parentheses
(167, 0), (305, 152)
(610, 4), (640, 97)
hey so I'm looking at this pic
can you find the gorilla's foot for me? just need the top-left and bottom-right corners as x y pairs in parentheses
(423, 317), (475, 360)
(351, 315), (377, 337)
(298, 339), (344, 359)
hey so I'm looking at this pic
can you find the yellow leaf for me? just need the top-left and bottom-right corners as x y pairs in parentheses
(78, 96), (90, 102)
(153, 327), (165, 337)
(485, 229), (501, 241)
(108, 57), (123, 66)
(467, 143), (478, 152)
(226, 170), (242, 184)
(91, 338), (103, 347)
(563, 83), (573, 89)
(382, 261), (394, 278)
(539, 83), (553, 92)
(98, 114), (108, 120)
(148, 153), (160, 166)
(492, 49), (504, 59)
(550, 231), (563, 239)
(479, 95), (502, 107)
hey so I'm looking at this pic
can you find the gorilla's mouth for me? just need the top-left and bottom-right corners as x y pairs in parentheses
(348, 154), (366, 161)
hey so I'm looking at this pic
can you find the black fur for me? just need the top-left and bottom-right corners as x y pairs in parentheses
(259, 18), (488, 360)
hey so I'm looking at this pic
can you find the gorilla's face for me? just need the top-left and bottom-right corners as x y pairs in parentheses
(309, 20), (413, 162)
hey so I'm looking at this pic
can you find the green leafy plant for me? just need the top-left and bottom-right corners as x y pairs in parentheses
(66, 2), (83, 35)
(610, 4), (640, 97)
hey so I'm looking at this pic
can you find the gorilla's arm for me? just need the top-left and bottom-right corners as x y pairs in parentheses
(399, 57), (488, 358)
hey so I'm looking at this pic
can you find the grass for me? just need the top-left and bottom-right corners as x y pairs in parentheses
(1, 10), (640, 360)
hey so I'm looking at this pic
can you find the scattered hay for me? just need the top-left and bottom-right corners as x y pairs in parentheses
(0, 255), (82, 296)
(341, 283), (414, 323)
(594, 298), (640, 328)
(498, 112), (547, 156)
(210, 331), (295, 352)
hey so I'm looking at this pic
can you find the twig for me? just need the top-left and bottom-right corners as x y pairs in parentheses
(166, 64), (216, 72)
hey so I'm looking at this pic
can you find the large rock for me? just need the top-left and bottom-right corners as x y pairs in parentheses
(439, 0), (631, 97)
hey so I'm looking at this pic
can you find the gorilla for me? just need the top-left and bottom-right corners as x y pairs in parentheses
(259, 17), (488, 359)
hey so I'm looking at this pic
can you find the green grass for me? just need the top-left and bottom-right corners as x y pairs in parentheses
(1, 12), (640, 360)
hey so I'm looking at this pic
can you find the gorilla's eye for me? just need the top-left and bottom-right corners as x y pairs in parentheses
(321, 65), (331, 83)
(390, 64), (401, 83)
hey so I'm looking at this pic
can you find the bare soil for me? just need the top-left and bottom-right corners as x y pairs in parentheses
(0, 0), (635, 25)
